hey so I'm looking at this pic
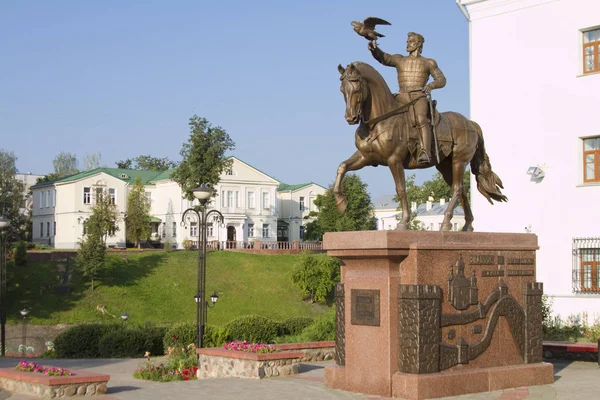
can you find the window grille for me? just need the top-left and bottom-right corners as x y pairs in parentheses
(572, 237), (600, 294)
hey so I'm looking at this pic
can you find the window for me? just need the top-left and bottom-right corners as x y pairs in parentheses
(248, 191), (255, 208)
(262, 192), (270, 209)
(83, 220), (87, 235)
(226, 168), (234, 175)
(53, 190), (56, 207)
(162, 223), (166, 239)
(47, 222), (50, 237)
(583, 136), (600, 182)
(54, 221), (56, 236)
(572, 238), (600, 293)
(109, 188), (116, 205)
(190, 222), (198, 237)
(583, 28), (600, 74)
(299, 225), (305, 240)
(299, 196), (305, 211)
(221, 191), (226, 207)
(83, 187), (91, 204)
(40, 222), (43, 238)
(227, 191), (233, 208)
(40, 191), (44, 208)
(248, 223), (254, 237)
(235, 191), (240, 208)
(145, 192), (152, 206)
(46, 190), (50, 207)
(262, 224), (269, 238)
(207, 223), (214, 237)
(172, 222), (177, 237)
(95, 187), (103, 203)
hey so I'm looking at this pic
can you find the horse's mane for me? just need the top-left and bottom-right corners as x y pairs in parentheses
(350, 62), (394, 100)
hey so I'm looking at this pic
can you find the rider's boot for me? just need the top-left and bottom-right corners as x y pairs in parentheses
(417, 123), (432, 166)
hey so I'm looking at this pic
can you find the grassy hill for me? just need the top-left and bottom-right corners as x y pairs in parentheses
(7, 251), (329, 326)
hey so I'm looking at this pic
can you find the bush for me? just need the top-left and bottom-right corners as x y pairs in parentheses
(34, 243), (53, 250)
(54, 324), (124, 358)
(13, 242), (27, 266)
(203, 325), (229, 348)
(297, 311), (336, 342)
(290, 251), (340, 303)
(99, 325), (166, 358)
(163, 322), (227, 349)
(279, 316), (314, 336)
(224, 315), (280, 344)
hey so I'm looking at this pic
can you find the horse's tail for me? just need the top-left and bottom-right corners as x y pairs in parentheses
(470, 121), (508, 205)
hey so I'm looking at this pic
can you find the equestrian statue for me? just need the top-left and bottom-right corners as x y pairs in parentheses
(334, 18), (507, 231)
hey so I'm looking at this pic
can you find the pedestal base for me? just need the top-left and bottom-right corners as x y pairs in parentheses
(392, 362), (554, 399)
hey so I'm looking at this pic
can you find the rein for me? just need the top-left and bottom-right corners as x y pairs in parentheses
(362, 95), (425, 127)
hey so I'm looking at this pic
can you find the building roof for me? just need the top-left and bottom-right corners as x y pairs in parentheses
(277, 182), (327, 192)
(371, 195), (400, 210)
(30, 168), (165, 189)
(388, 202), (465, 218)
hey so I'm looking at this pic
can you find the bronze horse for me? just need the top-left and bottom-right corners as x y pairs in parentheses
(335, 62), (507, 231)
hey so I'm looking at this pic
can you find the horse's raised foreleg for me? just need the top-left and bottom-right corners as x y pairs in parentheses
(334, 151), (369, 213)
(388, 157), (410, 230)
(437, 158), (467, 231)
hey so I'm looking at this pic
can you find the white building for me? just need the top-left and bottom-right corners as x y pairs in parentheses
(372, 195), (465, 231)
(458, 0), (600, 322)
(277, 183), (327, 242)
(30, 157), (319, 249)
(14, 173), (44, 214)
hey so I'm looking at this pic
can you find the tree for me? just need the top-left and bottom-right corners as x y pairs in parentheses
(304, 174), (377, 240)
(0, 149), (26, 238)
(83, 153), (101, 171)
(77, 232), (105, 291)
(290, 251), (340, 303)
(116, 155), (178, 171)
(86, 187), (119, 244)
(125, 176), (151, 248)
(53, 152), (79, 177)
(171, 116), (235, 200)
(400, 171), (471, 206)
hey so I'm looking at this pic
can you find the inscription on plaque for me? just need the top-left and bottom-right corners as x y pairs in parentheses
(508, 258), (535, 265)
(482, 270), (505, 277)
(507, 269), (535, 276)
(498, 256), (505, 265)
(469, 255), (495, 265)
(351, 289), (380, 326)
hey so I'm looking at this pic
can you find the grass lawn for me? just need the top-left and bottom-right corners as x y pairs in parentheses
(7, 251), (329, 326)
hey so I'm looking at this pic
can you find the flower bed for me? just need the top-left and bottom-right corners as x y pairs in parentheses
(0, 363), (109, 398)
(133, 342), (199, 382)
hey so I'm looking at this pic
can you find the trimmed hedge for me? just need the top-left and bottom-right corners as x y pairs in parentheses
(279, 316), (314, 336)
(54, 323), (166, 358)
(223, 315), (280, 344)
(163, 323), (229, 349)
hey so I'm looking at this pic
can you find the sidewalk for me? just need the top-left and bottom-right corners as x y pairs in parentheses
(0, 357), (597, 399)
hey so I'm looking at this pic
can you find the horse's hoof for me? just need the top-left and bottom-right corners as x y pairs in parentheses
(461, 225), (474, 232)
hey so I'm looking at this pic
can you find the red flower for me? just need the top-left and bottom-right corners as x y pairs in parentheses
(173, 335), (178, 341)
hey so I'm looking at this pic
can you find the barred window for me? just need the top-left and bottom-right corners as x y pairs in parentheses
(572, 238), (600, 293)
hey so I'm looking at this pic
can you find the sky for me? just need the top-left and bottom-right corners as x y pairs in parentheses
(0, 0), (469, 200)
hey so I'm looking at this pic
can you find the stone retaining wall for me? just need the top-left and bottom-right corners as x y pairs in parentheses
(0, 368), (109, 397)
(197, 348), (304, 379)
(275, 341), (335, 362)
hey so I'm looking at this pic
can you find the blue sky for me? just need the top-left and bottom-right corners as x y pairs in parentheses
(0, 0), (469, 199)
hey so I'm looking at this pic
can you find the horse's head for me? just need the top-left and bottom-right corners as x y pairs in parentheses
(338, 63), (366, 125)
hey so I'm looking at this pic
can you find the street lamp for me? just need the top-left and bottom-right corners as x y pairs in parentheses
(181, 185), (223, 349)
(120, 313), (129, 322)
(0, 217), (18, 356)
(20, 308), (30, 355)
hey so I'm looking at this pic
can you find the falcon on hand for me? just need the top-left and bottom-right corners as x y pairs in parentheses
(351, 17), (391, 41)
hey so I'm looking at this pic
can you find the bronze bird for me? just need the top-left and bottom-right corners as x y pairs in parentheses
(351, 17), (391, 41)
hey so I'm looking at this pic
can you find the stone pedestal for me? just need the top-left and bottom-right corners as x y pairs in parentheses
(323, 231), (553, 400)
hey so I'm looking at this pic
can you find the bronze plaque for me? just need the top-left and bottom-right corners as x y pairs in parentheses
(469, 255), (495, 265)
(507, 269), (535, 276)
(351, 289), (380, 326)
(482, 270), (505, 277)
(507, 258), (534, 265)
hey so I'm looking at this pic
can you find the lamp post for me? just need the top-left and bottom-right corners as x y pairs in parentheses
(181, 185), (223, 349)
(0, 217), (17, 357)
(120, 313), (129, 322)
(20, 308), (30, 355)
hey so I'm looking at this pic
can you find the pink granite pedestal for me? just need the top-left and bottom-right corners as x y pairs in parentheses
(323, 231), (554, 400)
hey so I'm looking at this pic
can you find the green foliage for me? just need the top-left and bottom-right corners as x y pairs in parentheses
(98, 325), (166, 358)
(541, 294), (553, 332)
(171, 115), (235, 201)
(125, 176), (151, 248)
(399, 171), (471, 207)
(224, 315), (281, 344)
(52, 151), (79, 177)
(0, 149), (27, 239)
(13, 241), (27, 266)
(86, 187), (119, 243)
(76, 232), (106, 291)
(279, 316), (314, 336)
(162, 322), (229, 349)
(134, 341), (197, 381)
(54, 324), (123, 358)
(290, 251), (340, 303)
(305, 174), (377, 240)
(297, 310), (336, 342)
(82, 152), (101, 171)
(203, 325), (230, 348)
(116, 155), (178, 171)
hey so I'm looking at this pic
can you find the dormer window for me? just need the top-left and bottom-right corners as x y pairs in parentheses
(225, 169), (234, 176)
